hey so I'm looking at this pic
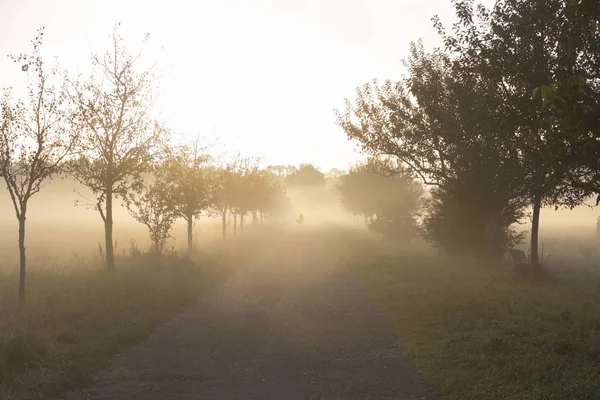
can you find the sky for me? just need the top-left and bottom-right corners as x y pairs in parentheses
(0, 0), (494, 171)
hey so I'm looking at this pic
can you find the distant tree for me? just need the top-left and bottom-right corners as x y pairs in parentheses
(161, 141), (212, 252)
(210, 163), (236, 241)
(0, 28), (77, 306)
(219, 157), (256, 234)
(338, 165), (377, 224)
(67, 26), (166, 271)
(339, 159), (423, 237)
(285, 163), (325, 188)
(325, 168), (345, 182)
(245, 169), (270, 225)
(125, 176), (177, 255)
(261, 181), (290, 221)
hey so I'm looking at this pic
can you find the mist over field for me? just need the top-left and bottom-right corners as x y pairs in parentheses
(1, 176), (598, 272)
(1, 0), (600, 399)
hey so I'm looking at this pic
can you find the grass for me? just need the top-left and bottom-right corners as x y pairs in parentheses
(0, 247), (233, 400)
(335, 230), (600, 399)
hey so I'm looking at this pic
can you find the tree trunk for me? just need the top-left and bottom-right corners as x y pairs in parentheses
(240, 214), (245, 233)
(18, 215), (26, 307)
(233, 214), (237, 236)
(221, 208), (227, 241)
(484, 216), (497, 257)
(530, 192), (543, 267)
(252, 211), (257, 224)
(105, 185), (116, 272)
(186, 215), (193, 253)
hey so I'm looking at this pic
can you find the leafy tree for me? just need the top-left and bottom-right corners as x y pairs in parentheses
(531, 0), (600, 197)
(223, 157), (259, 234)
(437, 0), (593, 265)
(340, 159), (424, 237)
(161, 141), (212, 252)
(210, 163), (236, 241)
(0, 28), (76, 306)
(261, 180), (290, 221)
(67, 27), (166, 271)
(422, 173), (527, 257)
(125, 177), (177, 256)
(285, 163), (325, 188)
(338, 165), (378, 224)
(336, 41), (527, 257)
(244, 169), (273, 224)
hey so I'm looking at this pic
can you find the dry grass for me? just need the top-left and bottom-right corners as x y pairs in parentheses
(334, 228), (600, 400)
(0, 224), (234, 400)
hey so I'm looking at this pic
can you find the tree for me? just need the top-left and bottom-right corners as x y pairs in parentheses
(422, 173), (527, 257)
(126, 176), (177, 256)
(339, 159), (424, 237)
(210, 163), (236, 241)
(436, 0), (593, 265)
(0, 28), (76, 306)
(285, 164), (325, 187)
(336, 40), (528, 257)
(218, 156), (262, 234)
(260, 180), (290, 221)
(68, 26), (166, 271)
(338, 164), (378, 224)
(532, 0), (600, 197)
(161, 141), (212, 253)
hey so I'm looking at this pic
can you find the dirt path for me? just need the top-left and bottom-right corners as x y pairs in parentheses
(68, 231), (435, 400)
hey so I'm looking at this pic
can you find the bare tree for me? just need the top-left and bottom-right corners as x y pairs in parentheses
(67, 25), (166, 271)
(0, 28), (76, 306)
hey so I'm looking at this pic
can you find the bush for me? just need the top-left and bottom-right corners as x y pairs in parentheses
(368, 204), (420, 240)
(422, 182), (526, 258)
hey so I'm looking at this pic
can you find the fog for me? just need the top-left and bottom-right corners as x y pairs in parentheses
(2, 1), (600, 398)
(1, 173), (599, 273)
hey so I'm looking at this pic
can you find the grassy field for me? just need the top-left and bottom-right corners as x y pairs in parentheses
(335, 229), (600, 400)
(0, 234), (235, 400)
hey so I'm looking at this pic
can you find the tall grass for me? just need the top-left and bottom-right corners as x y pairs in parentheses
(0, 237), (232, 400)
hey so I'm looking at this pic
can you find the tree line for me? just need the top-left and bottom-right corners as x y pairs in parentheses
(336, 0), (600, 264)
(0, 27), (295, 306)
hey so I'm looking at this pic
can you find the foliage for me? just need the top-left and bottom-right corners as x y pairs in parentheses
(0, 28), (76, 305)
(284, 163), (325, 188)
(67, 26), (166, 271)
(337, 39), (529, 256)
(338, 158), (423, 239)
(530, 0), (600, 193)
(160, 141), (213, 251)
(125, 177), (178, 255)
(436, 0), (596, 264)
(422, 180), (526, 257)
(337, 0), (600, 263)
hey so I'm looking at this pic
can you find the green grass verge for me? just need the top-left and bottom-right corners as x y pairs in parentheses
(0, 252), (232, 400)
(337, 230), (600, 399)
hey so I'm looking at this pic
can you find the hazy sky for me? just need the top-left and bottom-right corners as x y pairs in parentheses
(0, 0), (493, 170)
